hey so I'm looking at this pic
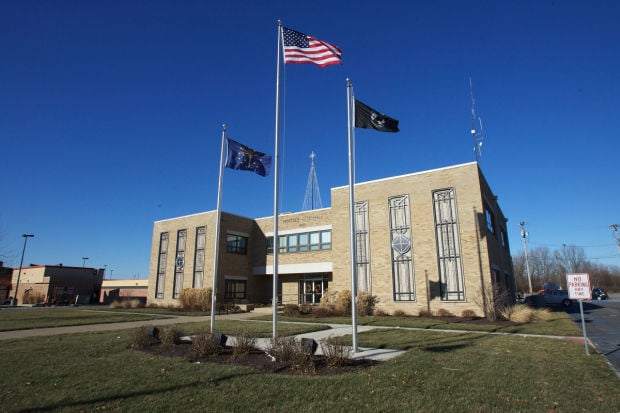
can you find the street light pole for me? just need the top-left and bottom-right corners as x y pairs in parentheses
(82, 257), (89, 267)
(12, 234), (34, 306)
(519, 222), (533, 295)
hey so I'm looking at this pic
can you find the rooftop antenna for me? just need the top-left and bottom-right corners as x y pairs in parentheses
(302, 151), (323, 211)
(469, 77), (485, 162)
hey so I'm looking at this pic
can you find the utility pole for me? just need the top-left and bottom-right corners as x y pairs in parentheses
(520, 221), (533, 294)
(610, 224), (620, 256)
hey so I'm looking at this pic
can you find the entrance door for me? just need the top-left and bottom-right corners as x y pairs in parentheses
(299, 278), (327, 305)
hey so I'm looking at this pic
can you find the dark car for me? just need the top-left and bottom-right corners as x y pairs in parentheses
(592, 288), (608, 300)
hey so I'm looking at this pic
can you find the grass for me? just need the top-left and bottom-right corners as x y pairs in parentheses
(0, 308), (173, 331)
(0, 322), (618, 412)
(253, 308), (582, 337)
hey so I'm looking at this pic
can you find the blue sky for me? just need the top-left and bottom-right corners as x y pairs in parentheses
(2, 0), (619, 278)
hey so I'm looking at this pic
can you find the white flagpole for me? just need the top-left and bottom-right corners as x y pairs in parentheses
(346, 78), (359, 352)
(210, 124), (227, 334)
(272, 21), (283, 339)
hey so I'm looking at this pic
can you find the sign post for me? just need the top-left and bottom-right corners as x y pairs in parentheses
(566, 273), (591, 355)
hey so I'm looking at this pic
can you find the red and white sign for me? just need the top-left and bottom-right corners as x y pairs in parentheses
(566, 273), (591, 300)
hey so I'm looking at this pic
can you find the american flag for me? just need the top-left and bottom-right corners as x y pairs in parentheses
(282, 27), (342, 67)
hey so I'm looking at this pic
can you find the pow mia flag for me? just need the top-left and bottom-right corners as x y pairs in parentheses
(354, 99), (399, 133)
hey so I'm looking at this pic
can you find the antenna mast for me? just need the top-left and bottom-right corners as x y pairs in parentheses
(469, 77), (485, 162)
(302, 151), (323, 211)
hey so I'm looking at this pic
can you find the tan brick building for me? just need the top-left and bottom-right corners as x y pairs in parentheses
(147, 162), (514, 317)
(10, 265), (104, 305)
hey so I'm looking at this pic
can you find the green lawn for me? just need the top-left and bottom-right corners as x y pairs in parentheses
(255, 308), (582, 336)
(0, 308), (172, 331)
(0, 313), (618, 412)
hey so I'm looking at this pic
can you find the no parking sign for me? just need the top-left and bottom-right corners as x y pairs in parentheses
(566, 273), (592, 300)
(566, 273), (591, 355)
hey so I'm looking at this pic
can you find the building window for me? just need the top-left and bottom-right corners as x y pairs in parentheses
(485, 204), (495, 234)
(225, 279), (247, 300)
(227, 234), (248, 255)
(155, 232), (168, 299)
(173, 229), (186, 299)
(500, 227), (509, 250)
(193, 226), (206, 289)
(355, 200), (371, 292)
(389, 195), (415, 301)
(433, 188), (465, 301)
(267, 229), (332, 254)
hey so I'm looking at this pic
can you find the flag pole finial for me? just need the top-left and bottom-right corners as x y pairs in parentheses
(222, 123), (226, 132)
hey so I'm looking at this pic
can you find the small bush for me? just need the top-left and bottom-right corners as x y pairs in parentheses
(109, 300), (124, 309)
(461, 309), (478, 320)
(417, 309), (432, 318)
(435, 308), (453, 317)
(312, 306), (333, 318)
(334, 290), (352, 316)
(393, 309), (408, 317)
(499, 304), (552, 323)
(374, 308), (389, 317)
(282, 304), (300, 317)
(291, 350), (316, 375)
(191, 330), (222, 357)
(320, 337), (352, 368)
(231, 330), (257, 359)
(179, 288), (212, 312)
(160, 325), (183, 345)
(357, 291), (378, 316)
(266, 336), (299, 362)
(299, 304), (313, 315)
(130, 326), (158, 349)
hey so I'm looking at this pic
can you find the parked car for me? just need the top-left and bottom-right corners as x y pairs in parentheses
(542, 289), (572, 307)
(592, 288), (608, 300)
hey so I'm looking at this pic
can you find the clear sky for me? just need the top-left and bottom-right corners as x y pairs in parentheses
(2, 0), (619, 278)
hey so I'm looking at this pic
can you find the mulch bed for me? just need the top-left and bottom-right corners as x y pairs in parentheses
(139, 343), (378, 376)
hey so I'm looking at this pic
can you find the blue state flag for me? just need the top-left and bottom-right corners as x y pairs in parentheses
(225, 138), (272, 177)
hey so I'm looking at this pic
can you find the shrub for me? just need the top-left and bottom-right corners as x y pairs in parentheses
(179, 288), (212, 311)
(266, 336), (300, 362)
(291, 350), (316, 375)
(435, 308), (453, 317)
(266, 336), (318, 374)
(417, 309), (432, 318)
(311, 305), (333, 318)
(160, 325), (183, 345)
(393, 309), (408, 317)
(320, 337), (352, 368)
(282, 304), (300, 317)
(299, 304), (313, 315)
(461, 309), (478, 320)
(109, 300), (124, 309)
(499, 304), (552, 323)
(130, 326), (158, 349)
(231, 330), (257, 359)
(191, 330), (223, 357)
(472, 282), (510, 321)
(374, 308), (389, 317)
(357, 291), (378, 316)
(334, 290), (352, 316)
